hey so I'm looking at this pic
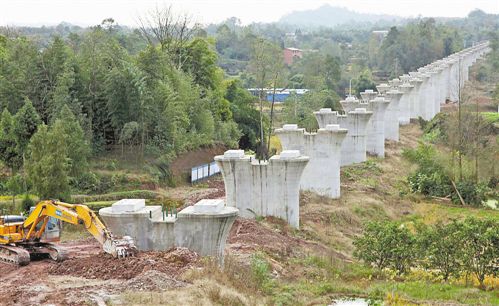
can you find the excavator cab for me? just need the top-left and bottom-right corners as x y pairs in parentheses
(28, 207), (61, 242)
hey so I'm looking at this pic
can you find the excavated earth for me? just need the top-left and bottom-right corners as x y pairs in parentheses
(0, 239), (198, 305)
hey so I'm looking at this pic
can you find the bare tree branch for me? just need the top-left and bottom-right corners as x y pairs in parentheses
(136, 5), (197, 69)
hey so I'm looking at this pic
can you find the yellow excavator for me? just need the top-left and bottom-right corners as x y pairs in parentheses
(0, 200), (136, 265)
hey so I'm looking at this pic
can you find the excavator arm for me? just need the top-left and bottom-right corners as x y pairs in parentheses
(22, 200), (136, 257)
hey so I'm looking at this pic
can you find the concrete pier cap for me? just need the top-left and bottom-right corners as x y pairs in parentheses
(276, 123), (347, 198)
(215, 149), (309, 228)
(399, 74), (411, 82)
(376, 83), (390, 95)
(100, 198), (238, 263)
(360, 89), (378, 102)
(340, 95), (362, 112)
(389, 78), (401, 88)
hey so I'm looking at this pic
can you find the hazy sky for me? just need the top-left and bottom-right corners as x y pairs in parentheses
(0, 0), (498, 26)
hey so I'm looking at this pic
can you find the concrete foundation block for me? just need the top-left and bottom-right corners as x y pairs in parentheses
(193, 199), (224, 213)
(280, 150), (301, 159)
(224, 150), (245, 159)
(100, 205), (173, 251)
(283, 124), (299, 130)
(112, 199), (145, 213)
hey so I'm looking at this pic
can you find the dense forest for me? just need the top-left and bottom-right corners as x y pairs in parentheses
(0, 8), (497, 200)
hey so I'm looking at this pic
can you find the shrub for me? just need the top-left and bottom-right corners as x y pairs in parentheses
(354, 221), (415, 275)
(21, 194), (35, 214)
(407, 171), (451, 197)
(417, 221), (464, 281)
(404, 142), (451, 197)
(459, 217), (499, 289)
(451, 181), (489, 206)
(72, 172), (101, 193)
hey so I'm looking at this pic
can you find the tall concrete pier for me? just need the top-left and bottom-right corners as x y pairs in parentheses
(408, 77), (423, 119)
(215, 149), (309, 228)
(398, 81), (413, 125)
(365, 96), (389, 157)
(314, 108), (373, 166)
(275, 124), (347, 198)
(346, 92), (390, 157)
(384, 89), (403, 141)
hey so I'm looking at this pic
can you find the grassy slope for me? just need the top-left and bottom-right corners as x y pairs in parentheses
(118, 123), (498, 305)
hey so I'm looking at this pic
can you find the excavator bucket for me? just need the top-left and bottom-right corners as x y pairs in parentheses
(103, 236), (137, 258)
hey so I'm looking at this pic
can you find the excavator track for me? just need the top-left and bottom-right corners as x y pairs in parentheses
(0, 245), (30, 266)
(45, 243), (68, 262)
(17, 242), (69, 262)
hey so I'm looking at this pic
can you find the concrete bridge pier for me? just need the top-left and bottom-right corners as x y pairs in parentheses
(426, 69), (440, 120)
(397, 81), (413, 125)
(340, 95), (361, 112)
(418, 68), (435, 120)
(384, 89), (403, 141)
(215, 149), (309, 228)
(314, 108), (373, 166)
(408, 77), (423, 119)
(438, 61), (451, 103)
(446, 58), (460, 102)
(275, 124), (347, 198)
(99, 199), (238, 263)
(343, 92), (389, 157)
(360, 89), (378, 103)
(365, 96), (390, 157)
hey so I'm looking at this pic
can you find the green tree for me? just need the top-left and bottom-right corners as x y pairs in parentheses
(0, 109), (20, 170)
(249, 37), (283, 158)
(354, 221), (415, 275)
(183, 38), (221, 90)
(48, 62), (82, 123)
(353, 69), (376, 95)
(418, 221), (464, 281)
(225, 79), (262, 150)
(6, 174), (23, 211)
(282, 90), (340, 131)
(13, 98), (42, 157)
(32, 36), (72, 121)
(52, 105), (91, 179)
(324, 55), (341, 91)
(460, 217), (499, 289)
(25, 124), (70, 200)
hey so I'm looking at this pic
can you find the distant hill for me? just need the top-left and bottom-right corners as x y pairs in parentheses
(279, 5), (404, 27)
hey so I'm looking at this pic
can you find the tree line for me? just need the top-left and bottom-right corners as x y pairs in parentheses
(0, 12), (263, 200)
(354, 218), (498, 289)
